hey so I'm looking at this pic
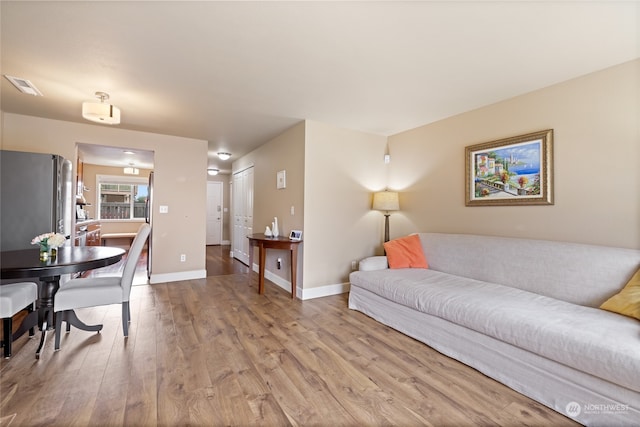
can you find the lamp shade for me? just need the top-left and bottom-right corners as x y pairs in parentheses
(82, 101), (120, 124)
(82, 91), (121, 125)
(372, 191), (399, 212)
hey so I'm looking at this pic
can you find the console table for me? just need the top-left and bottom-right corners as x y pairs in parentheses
(247, 233), (302, 299)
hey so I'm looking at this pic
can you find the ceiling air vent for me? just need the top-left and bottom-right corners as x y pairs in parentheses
(4, 75), (43, 96)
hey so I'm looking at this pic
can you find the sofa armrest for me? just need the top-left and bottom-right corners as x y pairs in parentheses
(359, 256), (389, 271)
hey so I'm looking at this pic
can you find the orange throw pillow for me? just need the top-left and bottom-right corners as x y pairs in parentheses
(384, 234), (428, 269)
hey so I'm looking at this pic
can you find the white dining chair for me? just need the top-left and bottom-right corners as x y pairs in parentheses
(1, 282), (38, 358)
(53, 223), (151, 350)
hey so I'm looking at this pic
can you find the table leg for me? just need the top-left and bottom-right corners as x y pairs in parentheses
(258, 244), (266, 294)
(290, 248), (297, 299)
(58, 310), (103, 332)
(54, 310), (103, 351)
(35, 276), (60, 359)
(11, 309), (38, 340)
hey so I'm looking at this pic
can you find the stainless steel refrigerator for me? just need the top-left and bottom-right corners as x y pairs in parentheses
(1, 150), (73, 251)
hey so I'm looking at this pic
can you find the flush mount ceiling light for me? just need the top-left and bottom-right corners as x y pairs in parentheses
(123, 167), (139, 175)
(82, 91), (120, 125)
(4, 75), (43, 96)
(207, 168), (219, 176)
(217, 152), (231, 160)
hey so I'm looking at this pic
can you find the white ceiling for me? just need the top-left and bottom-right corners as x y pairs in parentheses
(2, 1), (638, 170)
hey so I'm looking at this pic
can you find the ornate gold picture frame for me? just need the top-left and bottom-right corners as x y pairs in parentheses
(465, 129), (554, 206)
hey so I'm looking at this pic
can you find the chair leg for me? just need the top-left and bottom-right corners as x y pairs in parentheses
(55, 311), (64, 351)
(3, 318), (12, 358)
(122, 302), (129, 337)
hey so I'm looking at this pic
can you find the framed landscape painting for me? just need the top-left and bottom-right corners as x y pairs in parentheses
(465, 129), (554, 206)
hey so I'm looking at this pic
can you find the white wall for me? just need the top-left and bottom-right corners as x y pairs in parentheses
(388, 59), (640, 249)
(1, 113), (209, 282)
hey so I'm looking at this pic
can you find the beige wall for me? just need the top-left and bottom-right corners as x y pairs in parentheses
(235, 120), (388, 294)
(304, 120), (389, 289)
(234, 121), (306, 284)
(82, 163), (152, 235)
(1, 113), (209, 281)
(388, 59), (640, 249)
(4, 59), (636, 293)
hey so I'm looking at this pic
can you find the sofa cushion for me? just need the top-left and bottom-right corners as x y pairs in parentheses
(418, 233), (640, 307)
(600, 268), (640, 320)
(349, 268), (640, 393)
(383, 234), (428, 269)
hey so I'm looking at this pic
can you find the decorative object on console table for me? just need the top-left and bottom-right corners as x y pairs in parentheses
(372, 190), (400, 243)
(272, 217), (279, 237)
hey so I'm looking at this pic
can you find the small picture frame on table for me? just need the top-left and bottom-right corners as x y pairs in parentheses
(289, 230), (302, 241)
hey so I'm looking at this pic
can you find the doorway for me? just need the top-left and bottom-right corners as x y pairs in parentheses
(206, 181), (223, 245)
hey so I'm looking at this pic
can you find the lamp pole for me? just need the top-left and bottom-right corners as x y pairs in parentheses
(384, 213), (391, 242)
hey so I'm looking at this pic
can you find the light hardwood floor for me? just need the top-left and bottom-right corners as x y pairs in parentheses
(0, 246), (578, 426)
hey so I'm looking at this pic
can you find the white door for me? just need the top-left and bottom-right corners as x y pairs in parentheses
(232, 166), (254, 265)
(206, 181), (223, 245)
(232, 170), (244, 260)
(242, 167), (254, 260)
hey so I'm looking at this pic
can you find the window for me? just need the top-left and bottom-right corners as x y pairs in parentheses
(97, 175), (148, 220)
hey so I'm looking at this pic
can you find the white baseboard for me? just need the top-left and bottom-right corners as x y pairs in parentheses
(221, 239), (230, 245)
(300, 282), (350, 300)
(149, 269), (207, 284)
(253, 263), (350, 300)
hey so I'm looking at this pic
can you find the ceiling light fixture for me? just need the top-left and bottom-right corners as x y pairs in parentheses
(207, 168), (219, 176)
(217, 152), (231, 160)
(123, 167), (139, 175)
(82, 91), (121, 125)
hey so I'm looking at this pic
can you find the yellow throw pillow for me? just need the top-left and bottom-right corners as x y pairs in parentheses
(600, 268), (640, 320)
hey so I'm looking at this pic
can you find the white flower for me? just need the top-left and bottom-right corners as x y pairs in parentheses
(31, 232), (66, 248)
(48, 233), (66, 247)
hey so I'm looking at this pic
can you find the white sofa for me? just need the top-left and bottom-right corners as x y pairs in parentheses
(348, 233), (640, 426)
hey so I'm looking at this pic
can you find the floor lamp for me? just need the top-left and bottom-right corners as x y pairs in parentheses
(372, 191), (399, 242)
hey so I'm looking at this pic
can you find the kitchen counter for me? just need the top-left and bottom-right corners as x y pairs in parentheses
(75, 219), (99, 226)
(75, 219), (101, 246)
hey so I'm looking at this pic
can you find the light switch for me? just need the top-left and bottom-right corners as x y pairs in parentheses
(290, 205), (295, 215)
(159, 205), (169, 213)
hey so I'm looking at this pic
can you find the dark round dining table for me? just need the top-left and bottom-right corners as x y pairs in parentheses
(1, 245), (125, 358)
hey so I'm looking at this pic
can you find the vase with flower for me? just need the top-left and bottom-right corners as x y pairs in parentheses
(31, 232), (66, 261)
